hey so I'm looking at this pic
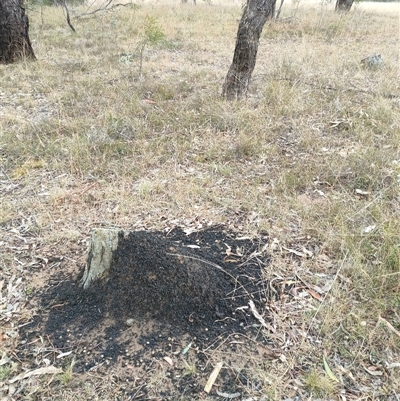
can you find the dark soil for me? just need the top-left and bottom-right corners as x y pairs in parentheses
(20, 226), (272, 399)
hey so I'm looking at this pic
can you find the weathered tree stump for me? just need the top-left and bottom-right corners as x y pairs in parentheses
(81, 229), (125, 289)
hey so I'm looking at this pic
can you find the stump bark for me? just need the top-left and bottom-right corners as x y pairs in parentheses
(81, 229), (125, 289)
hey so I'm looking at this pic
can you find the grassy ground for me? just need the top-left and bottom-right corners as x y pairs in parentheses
(1, 0), (400, 399)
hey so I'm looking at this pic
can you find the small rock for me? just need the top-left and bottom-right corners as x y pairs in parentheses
(126, 318), (134, 326)
(361, 54), (384, 69)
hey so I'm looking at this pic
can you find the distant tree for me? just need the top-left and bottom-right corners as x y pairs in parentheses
(222, 0), (276, 100)
(335, 0), (354, 12)
(0, 0), (36, 63)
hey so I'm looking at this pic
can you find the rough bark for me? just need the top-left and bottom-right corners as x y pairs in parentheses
(222, 0), (276, 100)
(335, 0), (354, 12)
(81, 229), (124, 289)
(0, 0), (35, 63)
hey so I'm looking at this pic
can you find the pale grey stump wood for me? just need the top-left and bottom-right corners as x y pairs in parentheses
(81, 228), (126, 289)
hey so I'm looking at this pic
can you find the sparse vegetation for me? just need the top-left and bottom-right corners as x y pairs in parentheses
(59, 358), (75, 385)
(136, 14), (166, 77)
(182, 359), (198, 377)
(0, 0), (399, 399)
(304, 369), (336, 397)
(0, 366), (12, 382)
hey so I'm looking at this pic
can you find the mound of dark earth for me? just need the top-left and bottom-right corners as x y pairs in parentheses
(21, 226), (272, 397)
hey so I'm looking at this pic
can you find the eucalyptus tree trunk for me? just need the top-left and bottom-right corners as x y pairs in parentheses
(0, 0), (36, 63)
(335, 0), (354, 12)
(222, 0), (276, 100)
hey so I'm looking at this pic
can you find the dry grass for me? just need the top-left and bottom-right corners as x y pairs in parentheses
(1, 0), (400, 399)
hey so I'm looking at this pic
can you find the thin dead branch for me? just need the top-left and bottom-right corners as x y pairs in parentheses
(275, 0), (285, 19)
(75, 0), (132, 19)
(58, 0), (76, 32)
(264, 76), (400, 99)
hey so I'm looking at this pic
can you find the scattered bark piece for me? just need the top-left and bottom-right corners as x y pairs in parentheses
(249, 300), (275, 333)
(9, 366), (62, 384)
(204, 362), (223, 393)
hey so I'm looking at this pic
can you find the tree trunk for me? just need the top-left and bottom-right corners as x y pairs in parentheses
(222, 0), (276, 100)
(335, 0), (354, 12)
(0, 0), (36, 64)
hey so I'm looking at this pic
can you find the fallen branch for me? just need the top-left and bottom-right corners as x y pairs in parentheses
(258, 75), (400, 100)
(378, 315), (400, 339)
